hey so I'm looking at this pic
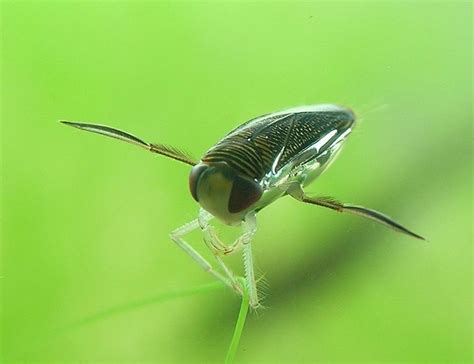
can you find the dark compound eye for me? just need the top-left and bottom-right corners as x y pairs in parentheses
(228, 175), (263, 213)
(189, 164), (208, 202)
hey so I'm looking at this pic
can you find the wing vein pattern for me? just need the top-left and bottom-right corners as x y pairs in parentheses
(202, 110), (350, 180)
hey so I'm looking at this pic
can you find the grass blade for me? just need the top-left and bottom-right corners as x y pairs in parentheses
(225, 277), (250, 364)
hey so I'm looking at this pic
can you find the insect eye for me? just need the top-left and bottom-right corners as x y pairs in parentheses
(228, 175), (263, 213)
(189, 164), (208, 202)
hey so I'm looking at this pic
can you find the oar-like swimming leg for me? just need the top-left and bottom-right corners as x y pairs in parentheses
(288, 184), (425, 240)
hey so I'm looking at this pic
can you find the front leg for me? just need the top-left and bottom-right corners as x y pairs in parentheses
(170, 219), (241, 295)
(199, 208), (260, 308)
(197, 209), (245, 295)
(198, 209), (247, 256)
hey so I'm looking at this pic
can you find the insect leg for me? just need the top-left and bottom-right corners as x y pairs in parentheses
(205, 227), (246, 256)
(170, 219), (240, 293)
(288, 184), (425, 240)
(198, 208), (260, 307)
(241, 212), (259, 308)
(198, 209), (243, 294)
(198, 209), (245, 256)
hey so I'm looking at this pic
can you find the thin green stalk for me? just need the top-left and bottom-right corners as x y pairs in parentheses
(225, 277), (250, 364)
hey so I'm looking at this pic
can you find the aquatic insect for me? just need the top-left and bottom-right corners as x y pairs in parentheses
(61, 104), (424, 308)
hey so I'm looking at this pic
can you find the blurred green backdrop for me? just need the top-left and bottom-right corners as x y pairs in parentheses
(1, 1), (472, 363)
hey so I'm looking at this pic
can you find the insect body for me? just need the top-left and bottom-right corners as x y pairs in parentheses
(61, 104), (424, 308)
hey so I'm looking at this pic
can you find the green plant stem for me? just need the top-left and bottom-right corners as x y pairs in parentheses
(225, 277), (250, 364)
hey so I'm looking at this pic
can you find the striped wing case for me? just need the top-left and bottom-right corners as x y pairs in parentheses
(202, 105), (355, 181)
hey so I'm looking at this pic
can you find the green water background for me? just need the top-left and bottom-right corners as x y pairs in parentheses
(2, 1), (472, 362)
